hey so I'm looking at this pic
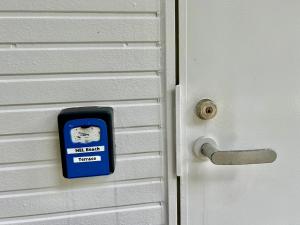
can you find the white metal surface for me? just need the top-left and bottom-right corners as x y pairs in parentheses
(179, 0), (300, 224)
(176, 85), (183, 176)
(0, 0), (176, 224)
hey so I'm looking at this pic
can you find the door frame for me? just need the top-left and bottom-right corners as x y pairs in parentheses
(176, 0), (191, 224)
(163, 0), (178, 224)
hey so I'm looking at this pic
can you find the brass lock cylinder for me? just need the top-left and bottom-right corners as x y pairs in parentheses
(196, 99), (217, 120)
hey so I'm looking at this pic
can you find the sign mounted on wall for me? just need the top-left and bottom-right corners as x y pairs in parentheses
(58, 107), (115, 179)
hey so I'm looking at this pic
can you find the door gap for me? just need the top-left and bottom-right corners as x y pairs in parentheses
(175, 0), (181, 224)
(177, 176), (181, 225)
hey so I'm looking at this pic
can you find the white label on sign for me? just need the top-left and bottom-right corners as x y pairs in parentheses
(73, 156), (101, 163)
(67, 146), (105, 154)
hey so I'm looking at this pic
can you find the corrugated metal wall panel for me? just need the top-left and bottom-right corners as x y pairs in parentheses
(0, 155), (162, 192)
(0, 129), (162, 164)
(0, 48), (160, 74)
(0, 0), (160, 12)
(0, 180), (162, 218)
(0, 204), (163, 225)
(0, 0), (166, 224)
(0, 18), (159, 43)
(0, 103), (161, 134)
(0, 76), (160, 105)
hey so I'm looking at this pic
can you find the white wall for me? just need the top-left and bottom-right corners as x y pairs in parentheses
(0, 1), (169, 224)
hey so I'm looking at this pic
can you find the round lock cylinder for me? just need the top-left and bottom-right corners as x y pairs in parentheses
(196, 99), (217, 120)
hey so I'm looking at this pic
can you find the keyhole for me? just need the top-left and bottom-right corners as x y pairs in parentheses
(206, 107), (213, 114)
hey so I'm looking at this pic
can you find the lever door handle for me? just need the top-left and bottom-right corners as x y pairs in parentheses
(194, 138), (277, 165)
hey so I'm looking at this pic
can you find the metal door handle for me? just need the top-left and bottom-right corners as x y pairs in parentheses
(194, 138), (277, 165)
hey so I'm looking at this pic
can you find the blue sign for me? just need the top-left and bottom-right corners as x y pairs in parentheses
(62, 118), (111, 178)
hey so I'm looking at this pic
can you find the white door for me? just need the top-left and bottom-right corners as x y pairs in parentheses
(179, 0), (300, 224)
